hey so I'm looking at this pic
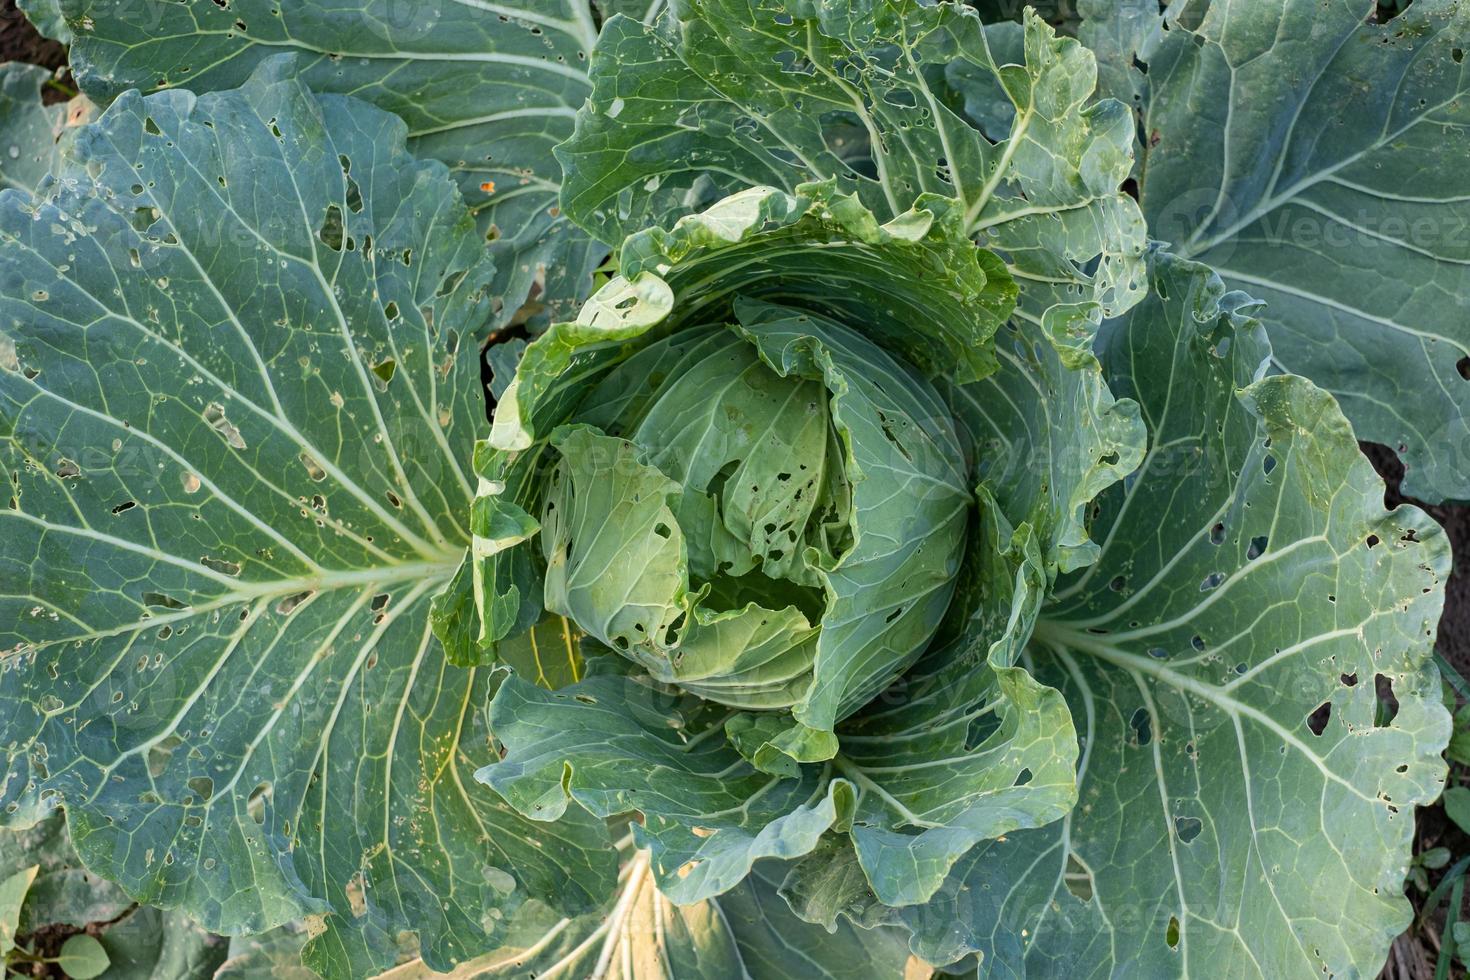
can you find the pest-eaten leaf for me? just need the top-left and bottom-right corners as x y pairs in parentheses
(1139, 0), (1470, 501)
(58, 0), (613, 327)
(0, 58), (615, 977)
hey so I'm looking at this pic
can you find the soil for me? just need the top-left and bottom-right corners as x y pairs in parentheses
(0, 0), (66, 75)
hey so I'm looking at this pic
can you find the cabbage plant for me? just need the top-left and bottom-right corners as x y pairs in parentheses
(0, 1), (1459, 978)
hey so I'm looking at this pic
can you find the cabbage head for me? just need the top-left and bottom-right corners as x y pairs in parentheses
(465, 184), (1013, 738)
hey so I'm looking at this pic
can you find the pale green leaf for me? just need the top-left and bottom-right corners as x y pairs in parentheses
(58, 0), (608, 326)
(1143, 0), (1470, 500)
(479, 668), (852, 905)
(1075, 0), (1161, 122)
(0, 864), (38, 955)
(0, 64), (90, 197)
(372, 853), (922, 980)
(57, 934), (110, 979)
(0, 58), (615, 976)
(901, 252), (1450, 976)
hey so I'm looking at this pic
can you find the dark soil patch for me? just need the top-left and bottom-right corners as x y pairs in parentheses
(1, 0), (68, 84)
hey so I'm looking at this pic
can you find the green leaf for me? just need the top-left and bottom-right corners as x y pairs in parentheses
(900, 251), (1451, 975)
(538, 423), (824, 712)
(479, 668), (853, 905)
(16, 0), (71, 43)
(213, 926), (314, 980)
(1421, 846), (1453, 870)
(495, 614), (586, 691)
(0, 58), (615, 975)
(0, 864), (38, 956)
(559, 3), (1145, 326)
(373, 852), (923, 979)
(58, 0), (608, 327)
(1075, 0), (1161, 121)
(825, 523), (1078, 908)
(0, 64), (90, 197)
(57, 934), (110, 979)
(1142, 0), (1470, 501)
(1444, 786), (1470, 836)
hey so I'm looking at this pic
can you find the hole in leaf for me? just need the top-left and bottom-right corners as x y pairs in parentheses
(204, 402), (247, 449)
(276, 590), (313, 615)
(1376, 674), (1399, 726)
(299, 453), (328, 481)
(147, 735), (181, 777)
(1063, 854), (1093, 902)
(143, 591), (187, 610)
(1306, 701), (1332, 736)
(1165, 915), (1180, 949)
(1129, 706), (1152, 746)
(1174, 816), (1202, 843)
(201, 556), (241, 576)
(318, 205), (344, 251)
(247, 781), (271, 825)
(188, 776), (214, 802)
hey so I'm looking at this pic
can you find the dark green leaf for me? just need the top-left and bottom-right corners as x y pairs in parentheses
(0, 59), (615, 975)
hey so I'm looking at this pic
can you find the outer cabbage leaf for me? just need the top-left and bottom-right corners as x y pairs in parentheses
(0, 59), (616, 976)
(559, 1), (1146, 325)
(371, 855), (924, 980)
(56, 0), (608, 327)
(481, 666), (852, 905)
(1074, 0), (1160, 125)
(0, 64), (92, 197)
(899, 252), (1450, 976)
(471, 179), (1149, 913)
(1142, 0), (1470, 501)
